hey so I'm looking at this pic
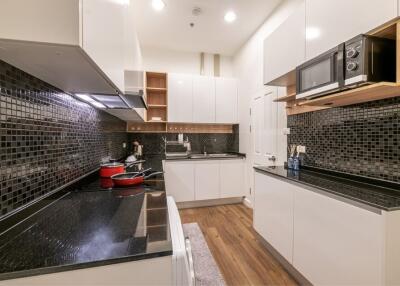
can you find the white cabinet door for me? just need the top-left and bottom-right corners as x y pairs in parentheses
(264, 1), (305, 84)
(306, 0), (397, 60)
(254, 172), (294, 263)
(293, 187), (383, 285)
(164, 161), (195, 202)
(194, 161), (220, 200)
(193, 76), (216, 123)
(220, 159), (245, 198)
(251, 87), (278, 166)
(82, 0), (125, 92)
(168, 73), (193, 123)
(215, 78), (238, 123)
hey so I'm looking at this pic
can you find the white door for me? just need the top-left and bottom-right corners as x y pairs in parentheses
(293, 187), (383, 285)
(306, 0), (397, 60)
(194, 161), (220, 200)
(193, 75), (215, 123)
(220, 159), (245, 198)
(82, 0), (125, 92)
(168, 73), (193, 123)
(215, 78), (238, 123)
(164, 161), (195, 202)
(264, 1), (305, 84)
(251, 87), (278, 166)
(254, 172), (294, 263)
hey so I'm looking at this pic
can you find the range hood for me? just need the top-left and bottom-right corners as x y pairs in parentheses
(74, 70), (147, 122)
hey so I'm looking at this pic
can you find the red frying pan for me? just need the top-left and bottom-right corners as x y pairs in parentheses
(111, 171), (163, 187)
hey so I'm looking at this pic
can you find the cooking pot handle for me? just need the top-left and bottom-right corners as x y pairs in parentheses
(144, 172), (164, 179)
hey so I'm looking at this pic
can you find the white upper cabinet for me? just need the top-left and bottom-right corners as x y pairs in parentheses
(306, 0), (398, 60)
(168, 73), (194, 123)
(263, 1), (305, 84)
(215, 78), (238, 123)
(81, 0), (125, 92)
(193, 76), (216, 123)
(0, 0), (128, 94)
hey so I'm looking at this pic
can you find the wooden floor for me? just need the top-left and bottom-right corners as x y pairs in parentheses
(179, 204), (298, 286)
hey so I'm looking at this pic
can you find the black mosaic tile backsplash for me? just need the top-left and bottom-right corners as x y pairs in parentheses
(0, 60), (128, 217)
(288, 97), (400, 182)
(128, 127), (239, 155)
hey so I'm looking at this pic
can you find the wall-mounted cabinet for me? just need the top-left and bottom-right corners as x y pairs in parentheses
(193, 76), (216, 123)
(0, 0), (130, 95)
(215, 78), (238, 123)
(305, 0), (398, 60)
(263, 1), (305, 85)
(168, 73), (238, 124)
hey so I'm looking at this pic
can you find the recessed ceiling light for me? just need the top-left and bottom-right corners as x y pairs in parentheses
(224, 11), (237, 23)
(152, 0), (165, 11)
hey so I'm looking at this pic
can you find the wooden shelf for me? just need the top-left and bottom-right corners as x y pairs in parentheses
(274, 92), (296, 102)
(298, 82), (400, 108)
(146, 87), (167, 92)
(148, 120), (167, 123)
(148, 104), (167, 108)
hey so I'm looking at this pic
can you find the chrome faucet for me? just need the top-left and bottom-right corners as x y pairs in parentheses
(203, 138), (217, 155)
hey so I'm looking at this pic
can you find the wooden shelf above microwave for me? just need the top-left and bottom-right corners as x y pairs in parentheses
(298, 82), (400, 108)
(275, 19), (400, 115)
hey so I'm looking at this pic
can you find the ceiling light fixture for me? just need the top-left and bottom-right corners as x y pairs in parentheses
(152, 0), (165, 11)
(224, 11), (237, 23)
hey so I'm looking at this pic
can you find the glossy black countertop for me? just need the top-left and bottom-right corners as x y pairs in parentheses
(165, 152), (246, 161)
(254, 166), (400, 211)
(0, 156), (172, 281)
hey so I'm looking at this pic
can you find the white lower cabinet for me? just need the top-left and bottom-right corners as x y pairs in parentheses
(194, 161), (220, 200)
(164, 159), (245, 203)
(254, 172), (294, 263)
(220, 160), (245, 198)
(253, 170), (394, 285)
(293, 187), (383, 286)
(163, 161), (195, 202)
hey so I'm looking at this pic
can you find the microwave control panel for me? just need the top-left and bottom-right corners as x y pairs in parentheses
(345, 39), (363, 78)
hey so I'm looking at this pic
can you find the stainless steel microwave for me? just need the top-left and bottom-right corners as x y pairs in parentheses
(296, 35), (396, 100)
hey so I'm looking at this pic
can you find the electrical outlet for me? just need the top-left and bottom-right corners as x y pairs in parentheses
(283, 128), (290, 135)
(123, 143), (126, 148)
(297, 145), (306, 153)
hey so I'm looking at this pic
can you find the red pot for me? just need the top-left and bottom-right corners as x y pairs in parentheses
(100, 163), (125, 178)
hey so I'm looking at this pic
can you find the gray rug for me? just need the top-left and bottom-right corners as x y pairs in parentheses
(183, 223), (226, 286)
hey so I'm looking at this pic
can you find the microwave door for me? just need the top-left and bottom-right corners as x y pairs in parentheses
(296, 44), (345, 100)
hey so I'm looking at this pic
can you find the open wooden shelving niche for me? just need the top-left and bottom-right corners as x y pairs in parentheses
(273, 19), (400, 115)
(145, 72), (168, 123)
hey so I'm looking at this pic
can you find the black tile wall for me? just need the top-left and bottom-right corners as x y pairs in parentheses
(288, 97), (400, 182)
(0, 60), (128, 217)
(127, 126), (239, 155)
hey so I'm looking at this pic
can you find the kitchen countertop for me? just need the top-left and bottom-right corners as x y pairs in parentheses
(0, 156), (172, 281)
(254, 166), (400, 211)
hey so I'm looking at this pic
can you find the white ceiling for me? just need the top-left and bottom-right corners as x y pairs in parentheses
(132, 0), (283, 56)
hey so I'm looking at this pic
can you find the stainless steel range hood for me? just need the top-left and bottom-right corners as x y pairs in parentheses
(74, 70), (147, 122)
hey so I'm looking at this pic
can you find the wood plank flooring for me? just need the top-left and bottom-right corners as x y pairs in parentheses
(179, 204), (298, 286)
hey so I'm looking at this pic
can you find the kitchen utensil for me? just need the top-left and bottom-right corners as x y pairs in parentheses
(100, 162), (125, 178)
(111, 171), (163, 187)
(100, 160), (146, 178)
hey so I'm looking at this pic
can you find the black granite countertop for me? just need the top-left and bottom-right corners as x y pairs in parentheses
(254, 166), (400, 211)
(165, 152), (246, 161)
(0, 156), (172, 281)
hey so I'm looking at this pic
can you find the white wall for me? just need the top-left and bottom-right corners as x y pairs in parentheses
(141, 46), (233, 76)
(233, 0), (302, 207)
